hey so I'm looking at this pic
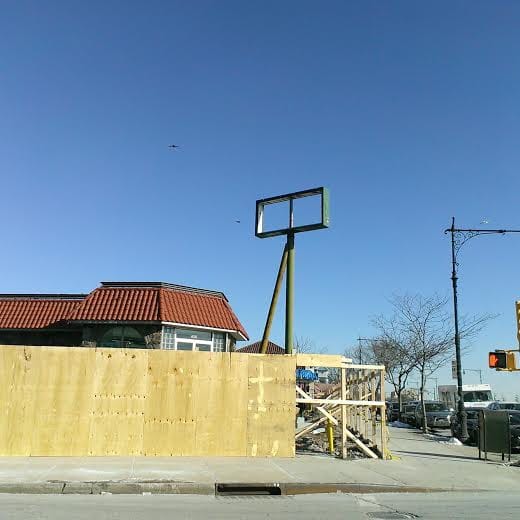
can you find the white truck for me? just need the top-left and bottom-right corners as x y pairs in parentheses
(438, 384), (494, 409)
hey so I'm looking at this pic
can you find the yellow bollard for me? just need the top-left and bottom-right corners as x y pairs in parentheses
(326, 419), (334, 454)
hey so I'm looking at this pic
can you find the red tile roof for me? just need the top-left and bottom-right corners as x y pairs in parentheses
(160, 289), (247, 338)
(0, 297), (84, 329)
(0, 282), (248, 339)
(236, 340), (284, 354)
(70, 288), (160, 322)
(69, 284), (248, 339)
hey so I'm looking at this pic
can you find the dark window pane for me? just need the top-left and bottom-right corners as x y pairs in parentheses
(176, 328), (212, 341)
(176, 342), (194, 351)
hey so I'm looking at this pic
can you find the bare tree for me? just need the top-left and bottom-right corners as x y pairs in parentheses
(344, 338), (409, 412)
(344, 340), (374, 365)
(370, 337), (415, 422)
(294, 336), (326, 354)
(380, 293), (493, 433)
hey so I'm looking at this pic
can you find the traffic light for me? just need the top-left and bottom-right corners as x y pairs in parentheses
(489, 351), (517, 371)
(489, 351), (507, 369)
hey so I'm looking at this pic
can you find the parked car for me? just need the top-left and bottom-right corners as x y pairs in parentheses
(450, 407), (481, 444)
(386, 402), (400, 422)
(414, 401), (452, 429)
(401, 401), (420, 425)
(488, 402), (520, 412)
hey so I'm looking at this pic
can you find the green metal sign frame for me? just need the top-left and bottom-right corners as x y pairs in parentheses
(255, 187), (330, 354)
(255, 187), (329, 239)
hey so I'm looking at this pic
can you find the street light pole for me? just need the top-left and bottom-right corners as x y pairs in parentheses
(448, 218), (468, 441)
(445, 217), (520, 441)
(356, 337), (374, 364)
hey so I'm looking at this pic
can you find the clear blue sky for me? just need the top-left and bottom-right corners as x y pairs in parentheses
(2, 1), (520, 398)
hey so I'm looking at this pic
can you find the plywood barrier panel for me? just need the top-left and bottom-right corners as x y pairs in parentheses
(143, 351), (249, 456)
(88, 348), (148, 456)
(2, 347), (42, 455)
(0, 346), (33, 455)
(220, 353), (248, 456)
(246, 354), (296, 457)
(30, 347), (95, 456)
(0, 346), (296, 457)
(0, 346), (95, 456)
(0, 347), (15, 455)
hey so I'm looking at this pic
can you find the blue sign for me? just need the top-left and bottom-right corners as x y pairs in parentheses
(296, 368), (318, 381)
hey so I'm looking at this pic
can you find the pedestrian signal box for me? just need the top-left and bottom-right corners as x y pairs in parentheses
(489, 351), (517, 371)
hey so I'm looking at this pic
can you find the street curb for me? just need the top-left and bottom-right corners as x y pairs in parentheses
(0, 481), (215, 495)
(0, 481), (458, 495)
(279, 483), (453, 495)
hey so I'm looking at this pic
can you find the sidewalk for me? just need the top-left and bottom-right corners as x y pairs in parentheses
(0, 426), (518, 495)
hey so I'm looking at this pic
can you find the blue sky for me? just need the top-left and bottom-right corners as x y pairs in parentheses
(1, 1), (520, 398)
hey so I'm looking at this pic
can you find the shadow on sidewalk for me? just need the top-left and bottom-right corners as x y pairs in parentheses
(394, 450), (479, 463)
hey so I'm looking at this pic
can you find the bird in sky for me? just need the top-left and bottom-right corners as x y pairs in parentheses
(480, 218), (489, 224)
(168, 144), (180, 150)
(235, 220), (241, 224)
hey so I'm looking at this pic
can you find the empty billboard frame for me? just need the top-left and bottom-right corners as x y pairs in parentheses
(255, 187), (330, 239)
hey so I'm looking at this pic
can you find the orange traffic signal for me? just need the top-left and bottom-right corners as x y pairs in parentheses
(489, 352), (507, 369)
(489, 351), (517, 371)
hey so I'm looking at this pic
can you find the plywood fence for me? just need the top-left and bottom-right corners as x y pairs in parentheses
(0, 346), (296, 457)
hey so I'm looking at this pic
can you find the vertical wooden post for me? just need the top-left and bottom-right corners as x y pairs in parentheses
(381, 368), (387, 459)
(341, 367), (347, 459)
(364, 372), (369, 440)
(371, 371), (377, 444)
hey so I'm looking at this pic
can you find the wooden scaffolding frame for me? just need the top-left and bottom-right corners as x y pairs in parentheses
(295, 354), (388, 459)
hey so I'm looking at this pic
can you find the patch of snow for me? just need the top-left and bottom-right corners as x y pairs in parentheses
(312, 427), (326, 434)
(296, 417), (307, 429)
(424, 433), (444, 441)
(424, 433), (463, 446)
(440, 437), (463, 446)
(389, 421), (412, 429)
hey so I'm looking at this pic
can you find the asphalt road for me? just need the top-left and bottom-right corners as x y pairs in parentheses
(0, 492), (519, 520)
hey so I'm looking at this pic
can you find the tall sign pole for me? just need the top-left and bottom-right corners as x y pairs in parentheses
(256, 187), (329, 354)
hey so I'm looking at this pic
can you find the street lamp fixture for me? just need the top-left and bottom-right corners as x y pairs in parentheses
(445, 217), (520, 441)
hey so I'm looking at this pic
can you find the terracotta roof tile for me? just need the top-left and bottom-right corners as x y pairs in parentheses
(159, 289), (247, 338)
(0, 298), (83, 329)
(0, 282), (248, 340)
(70, 288), (160, 322)
(68, 284), (248, 339)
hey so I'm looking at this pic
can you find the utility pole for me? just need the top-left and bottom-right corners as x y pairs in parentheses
(356, 337), (373, 364)
(463, 368), (483, 384)
(445, 217), (520, 441)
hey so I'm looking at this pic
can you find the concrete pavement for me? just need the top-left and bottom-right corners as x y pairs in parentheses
(0, 426), (519, 494)
(1, 491), (520, 520)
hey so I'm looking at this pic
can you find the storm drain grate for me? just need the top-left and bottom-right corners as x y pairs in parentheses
(215, 483), (282, 496)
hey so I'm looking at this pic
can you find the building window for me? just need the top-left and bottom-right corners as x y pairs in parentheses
(100, 326), (146, 348)
(176, 328), (212, 341)
(161, 326), (227, 352)
(213, 332), (225, 352)
(162, 327), (175, 350)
